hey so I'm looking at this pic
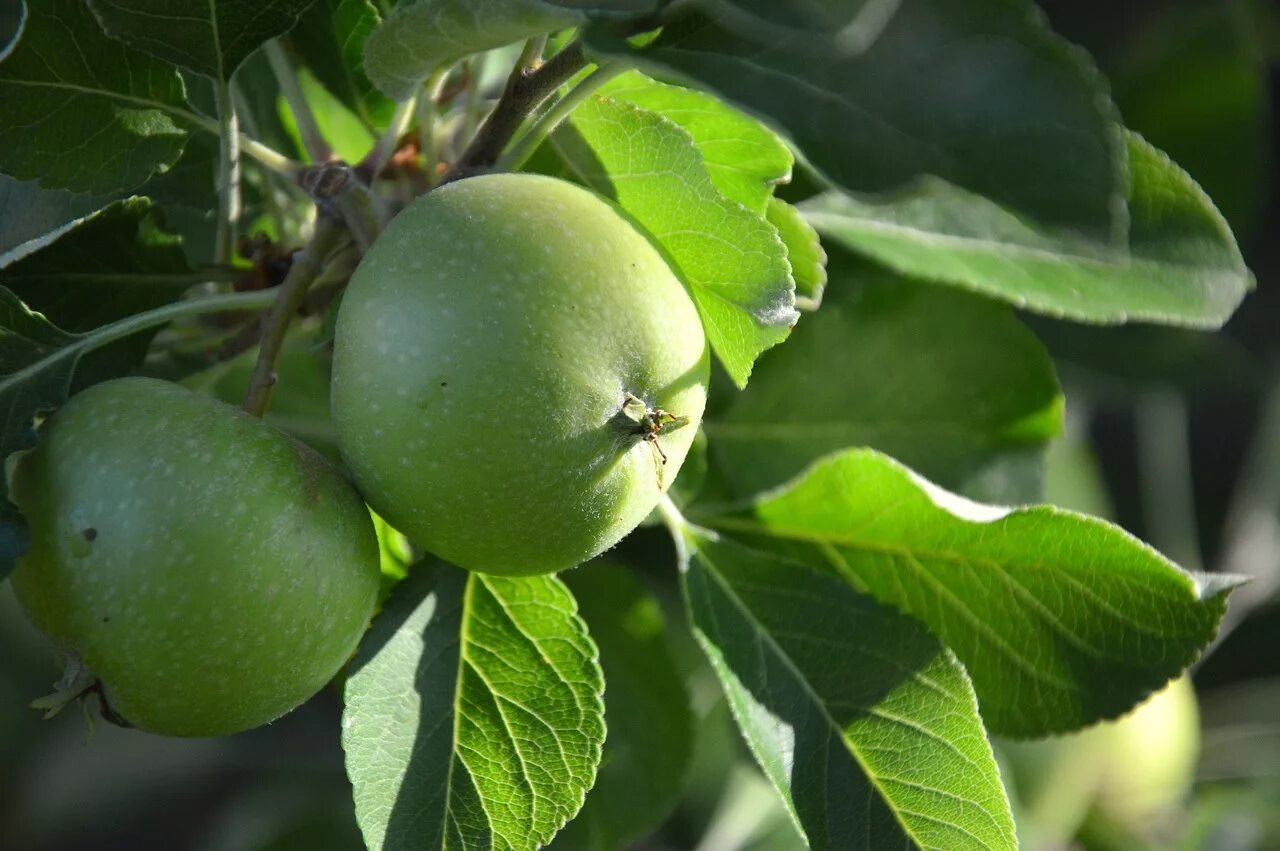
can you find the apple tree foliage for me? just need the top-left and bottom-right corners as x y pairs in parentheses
(0, 0), (1257, 848)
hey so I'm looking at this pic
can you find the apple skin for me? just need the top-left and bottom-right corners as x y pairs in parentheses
(331, 173), (709, 576)
(1097, 675), (1200, 830)
(9, 377), (381, 737)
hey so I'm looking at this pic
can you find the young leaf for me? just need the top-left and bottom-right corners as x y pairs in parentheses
(765, 197), (826, 309)
(801, 133), (1252, 327)
(674, 523), (1017, 850)
(87, 0), (315, 81)
(555, 96), (796, 387)
(342, 562), (606, 851)
(289, 0), (394, 131)
(363, 0), (653, 101)
(0, 0), (191, 194)
(705, 262), (1062, 502)
(552, 561), (694, 850)
(586, 0), (1127, 241)
(710, 449), (1241, 737)
(598, 70), (793, 214)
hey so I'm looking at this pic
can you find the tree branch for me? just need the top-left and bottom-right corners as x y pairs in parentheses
(444, 40), (588, 182)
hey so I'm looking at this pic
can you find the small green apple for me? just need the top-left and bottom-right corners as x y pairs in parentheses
(9, 377), (381, 737)
(331, 173), (709, 576)
(1097, 675), (1200, 831)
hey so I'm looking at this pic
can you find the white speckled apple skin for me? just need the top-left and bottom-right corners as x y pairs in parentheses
(331, 174), (709, 576)
(9, 378), (381, 737)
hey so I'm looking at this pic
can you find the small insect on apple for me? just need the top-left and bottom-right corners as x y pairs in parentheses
(619, 392), (691, 487)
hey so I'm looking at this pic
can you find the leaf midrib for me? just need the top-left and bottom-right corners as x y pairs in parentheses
(0, 77), (212, 133)
(801, 209), (1236, 279)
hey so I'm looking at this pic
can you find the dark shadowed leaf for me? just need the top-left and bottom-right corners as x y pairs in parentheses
(0, 198), (195, 332)
(706, 260), (1062, 504)
(674, 521), (1017, 850)
(0, 176), (114, 263)
(586, 0), (1127, 241)
(552, 561), (694, 850)
(0, 0), (192, 194)
(88, 0), (316, 80)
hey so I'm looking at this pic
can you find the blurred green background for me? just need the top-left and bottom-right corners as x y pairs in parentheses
(2, 0), (1280, 849)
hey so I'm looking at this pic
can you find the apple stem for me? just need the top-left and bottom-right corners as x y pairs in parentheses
(242, 216), (351, 418)
(656, 495), (693, 569)
(443, 40), (589, 182)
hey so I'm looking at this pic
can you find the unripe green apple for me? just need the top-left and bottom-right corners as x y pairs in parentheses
(999, 676), (1199, 845)
(331, 173), (709, 576)
(1097, 675), (1200, 830)
(9, 377), (381, 737)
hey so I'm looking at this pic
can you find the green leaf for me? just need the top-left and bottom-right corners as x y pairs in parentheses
(800, 133), (1251, 327)
(555, 96), (796, 387)
(676, 523), (1017, 850)
(552, 562), (694, 850)
(137, 132), (219, 210)
(87, 0), (315, 81)
(342, 562), (606, 851)
(712, 449), (1240, 736)
(0, 0), (192, 194)
(289, 0), (394, 131)
(705, 261), (1062, 502)
(0, 176), (113, 263)
(586, 0), (1127, 240)
(0, 198), (195, 333)
(598, 70), (793, 214)
(765, 197), (826, 309)
(363, 0), (653, 101)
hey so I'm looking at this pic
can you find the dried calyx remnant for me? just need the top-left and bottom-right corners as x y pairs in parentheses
(30, 651), (132, 729)
(619, 392), (690, 487)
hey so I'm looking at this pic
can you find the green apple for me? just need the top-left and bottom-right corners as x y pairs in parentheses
(9, 377), (381, 737)
(1000, 676), (1200, 845)
(331, 173), (709, 576)
(1097, 675), (1200, 830)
